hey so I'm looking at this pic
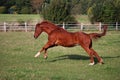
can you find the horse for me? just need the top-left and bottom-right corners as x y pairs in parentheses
(34, 21), (107, 65)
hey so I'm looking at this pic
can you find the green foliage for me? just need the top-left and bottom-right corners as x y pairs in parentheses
(15, 0), (32, 14)
(0, 6), (6, 13)
(87, 3), (104, 23)
(9, 5), (17, 14)
(20, 6), (32, 14)
(42, 0), (77, 23)
(0, 0), (32, 14)
(87, 0), (120, 23)
(0, 0), (120, 24)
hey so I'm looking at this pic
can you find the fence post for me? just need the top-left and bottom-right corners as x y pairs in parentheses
(81, 23), (83, 31)
(25, 22), (27, 32)
(99, 22), (102, 31)
(63, 22), (65, 29)
(4, 22), (6, 32)
(116, 22), (118, 31)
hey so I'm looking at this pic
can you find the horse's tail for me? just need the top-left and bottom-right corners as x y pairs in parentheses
(89, 25), (108, 39)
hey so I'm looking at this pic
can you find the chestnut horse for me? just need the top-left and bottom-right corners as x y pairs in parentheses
(34, 21), (107, 65)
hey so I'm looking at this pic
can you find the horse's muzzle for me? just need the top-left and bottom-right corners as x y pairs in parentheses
(34, 35), (37, 39)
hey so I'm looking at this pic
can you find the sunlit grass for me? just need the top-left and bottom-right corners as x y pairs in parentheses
(0, 14), (42, 22)
(75, 15), (90, 23)
(0, 14), (89, 23)
(0, 31), (120, 80)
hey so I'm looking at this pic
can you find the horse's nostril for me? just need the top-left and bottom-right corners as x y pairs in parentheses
(34, 35), (36, 39)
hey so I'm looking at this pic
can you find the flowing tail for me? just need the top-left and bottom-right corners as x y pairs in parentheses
(89, 25), (108, 39)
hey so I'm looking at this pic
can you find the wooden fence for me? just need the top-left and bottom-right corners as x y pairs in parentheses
(0, 21), (119, 32)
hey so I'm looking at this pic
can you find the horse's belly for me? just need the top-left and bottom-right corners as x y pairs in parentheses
(54, 33), (79, 47)
(55, 39), (78, 47)
(64, 44), (78, 47)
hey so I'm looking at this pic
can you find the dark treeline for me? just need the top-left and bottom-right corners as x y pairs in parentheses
(0, 0), (120, 23)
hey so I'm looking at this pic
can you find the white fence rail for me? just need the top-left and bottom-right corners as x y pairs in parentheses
(0, 21), (36, 32)
(0, 21), (120, 32)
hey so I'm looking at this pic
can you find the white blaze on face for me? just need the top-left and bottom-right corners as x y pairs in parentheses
(34, 52), (41, 57)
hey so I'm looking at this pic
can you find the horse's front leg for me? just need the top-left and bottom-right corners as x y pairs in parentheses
(34, 41), (55, 58)
(34, 48), (48, 59)
(44, 49), (48, 59)
(34, 46), (44, 58)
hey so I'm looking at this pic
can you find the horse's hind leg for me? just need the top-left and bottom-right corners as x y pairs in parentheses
(81, 45), (103, 65)
(81, 45), (95, 65)
(90, 48), (104, 64)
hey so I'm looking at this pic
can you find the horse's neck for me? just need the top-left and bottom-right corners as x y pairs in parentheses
(42, 25), (57, 35)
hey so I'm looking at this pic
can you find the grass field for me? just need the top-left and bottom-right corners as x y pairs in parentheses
(0, 14), (42, 22)
(75, 15), (90, 23)
(0, 31), (120, 80)
(0, 14), (89, 23)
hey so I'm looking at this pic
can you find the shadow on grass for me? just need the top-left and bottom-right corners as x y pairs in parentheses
(49, 54), (120, 62)
(49, 54), (89, 62)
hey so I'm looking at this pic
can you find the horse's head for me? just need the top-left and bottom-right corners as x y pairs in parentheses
(34, 21), (58, 39)
(34, 23), (43, 39)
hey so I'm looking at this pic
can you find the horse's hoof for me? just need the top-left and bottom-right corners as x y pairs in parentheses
(99, 62), (104, 65)
(44, 56), (48, 59)
(89, 62), (95, 65)
(99, 58), (104, 65)
(45, 57), (48, 59)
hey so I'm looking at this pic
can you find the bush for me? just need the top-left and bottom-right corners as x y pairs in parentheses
(42, 0), (77, 24)
(20, 6), (31, 14)
(9, 5), (17, 14)
(87, 0), (120, 23)
(0, 6), (6, 13)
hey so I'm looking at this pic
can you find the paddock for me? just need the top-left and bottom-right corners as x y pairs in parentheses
(0, 31), (120, 80)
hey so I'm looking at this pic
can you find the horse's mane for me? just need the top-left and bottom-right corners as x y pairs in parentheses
(40, 21), (57, 28)
(39, 21), (67, 32)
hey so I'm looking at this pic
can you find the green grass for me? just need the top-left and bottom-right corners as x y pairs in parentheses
(75, 15), (90, 23)
(0, 31), (120, 80)
(0, 14), (42, 22)
(0, 14), (89, 23)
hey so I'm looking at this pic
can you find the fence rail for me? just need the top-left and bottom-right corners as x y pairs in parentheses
(0, 21), (120, 32)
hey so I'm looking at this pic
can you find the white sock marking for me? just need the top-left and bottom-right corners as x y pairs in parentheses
(89, 62), (95, 65)
(34, 52), (40, 58)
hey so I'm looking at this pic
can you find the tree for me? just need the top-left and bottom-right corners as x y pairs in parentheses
(31, 0), (44, 14)
(110, 0), (120, 22)
(9, 5), (17, 14)
(41, 0), (77, 23)
(87, 0), (120, 23)
(0, 6), (6, 13)
(0, 0), (15, 13)
(15, 0), (32, 14)
(87, 3), (104, 23)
